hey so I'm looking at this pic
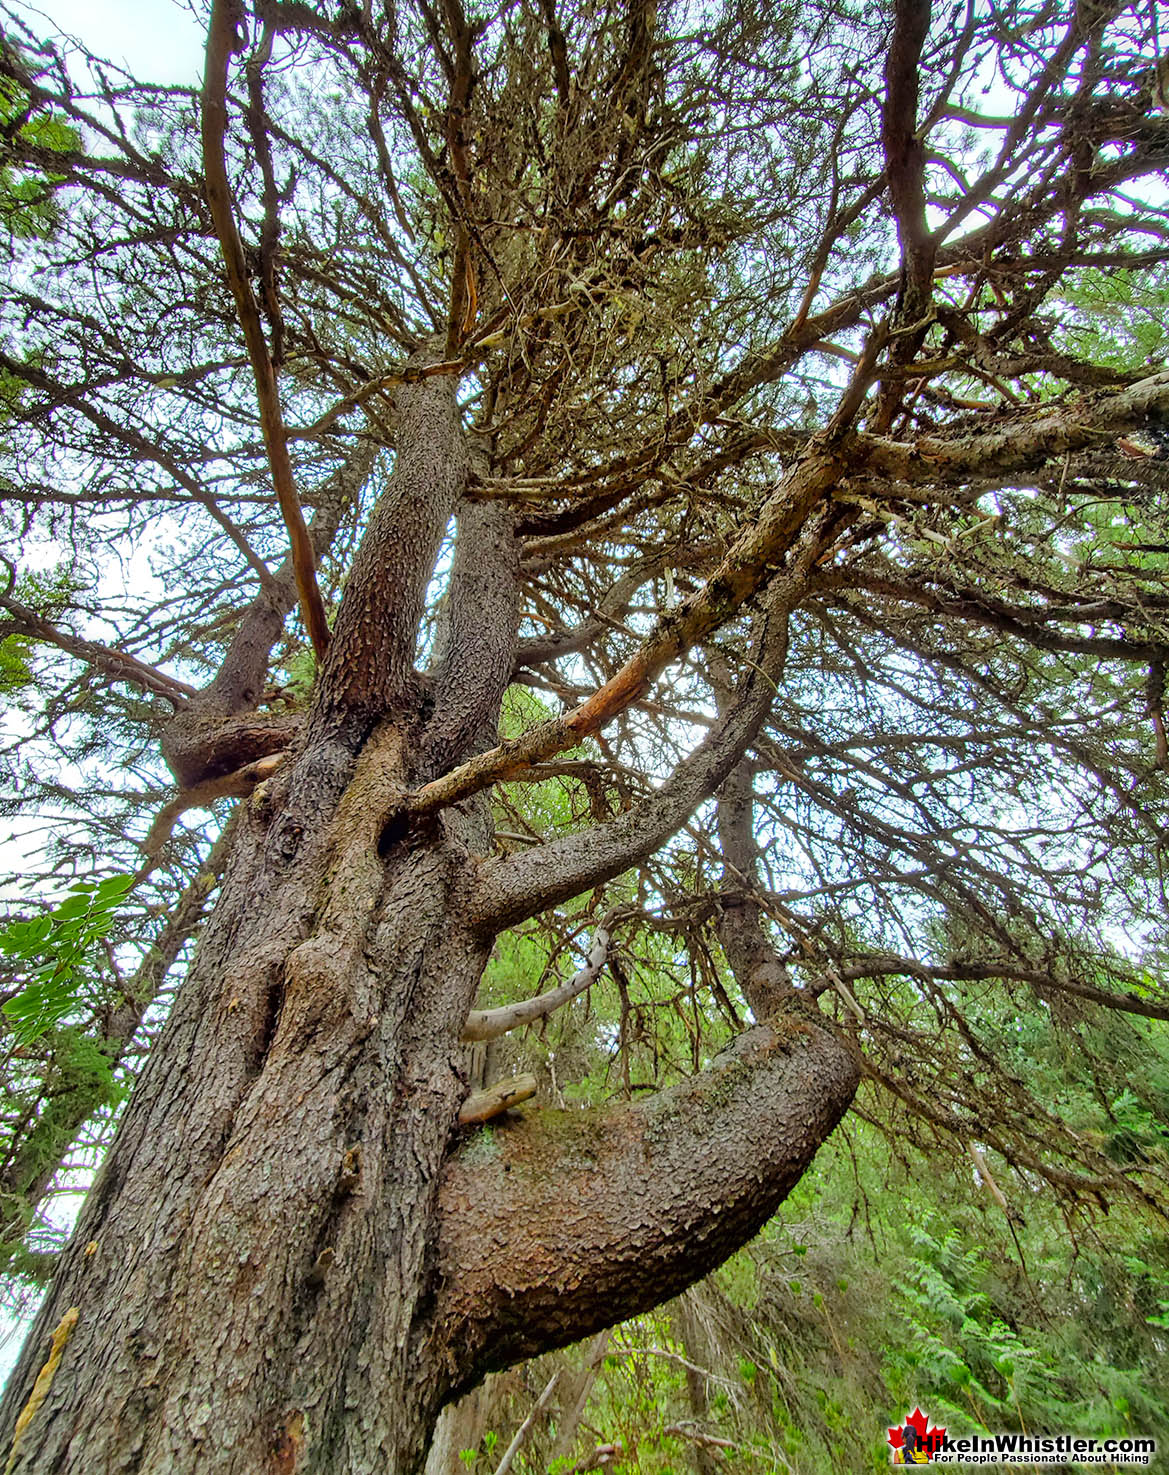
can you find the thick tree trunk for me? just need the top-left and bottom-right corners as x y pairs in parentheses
(0, 793), (855, 1472)
(0, 737), (491, 1472)
(0, 373), (860, 1474)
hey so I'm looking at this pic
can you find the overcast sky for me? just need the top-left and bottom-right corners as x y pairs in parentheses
(16, 0), (205, 85)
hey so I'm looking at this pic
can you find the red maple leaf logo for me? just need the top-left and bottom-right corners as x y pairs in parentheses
(887, 1408), (946, 1461)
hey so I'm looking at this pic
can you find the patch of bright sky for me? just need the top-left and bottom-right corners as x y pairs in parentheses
(14, 0), (205, 86)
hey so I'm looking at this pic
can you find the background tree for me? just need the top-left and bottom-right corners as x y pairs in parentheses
(0, 0), (1167, 1469)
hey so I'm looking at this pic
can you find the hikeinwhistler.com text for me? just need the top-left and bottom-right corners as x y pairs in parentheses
(929, 1434), (1156, 1466)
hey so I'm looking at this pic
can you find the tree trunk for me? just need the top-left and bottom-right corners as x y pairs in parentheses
(424, 1379), (504, 1475)
(0, 372), (859, 1474)
(0, 736), (491, 1471)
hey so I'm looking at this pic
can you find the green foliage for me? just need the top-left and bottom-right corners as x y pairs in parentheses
(282, 646), (317, 701)
(0, 74), (77, 240)
(494, 685), (597, 839)
(0, 1025), (123, 1286)
(0, 628), (33, 696)
(1059, 267), (1169, 372)
(1, 874), (135, 1043)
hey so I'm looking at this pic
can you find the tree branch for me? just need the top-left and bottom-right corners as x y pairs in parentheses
(825, 953), (1169, 1024)
(160, 443), (374, 786)
(470, 513), (840, 933)
(856, 368), (1169, 484)
(411, 447), (842, 821)
(713, 761), (792, 1020)
(312, 360), (468, 725)
(201, 0), (331, 658)
(882, 0), (934, 320)
(462, 916), (614, 1041)
(420, 495), (520, 782)
(490, 1371), (559, 1475)
(432, 1019), (859, 1397)
(0, 597), (195, 704)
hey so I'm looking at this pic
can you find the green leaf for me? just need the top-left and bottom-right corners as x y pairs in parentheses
(1, 874), (135, 1043)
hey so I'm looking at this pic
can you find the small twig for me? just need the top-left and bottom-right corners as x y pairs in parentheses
(490, 1370), (559, 1475)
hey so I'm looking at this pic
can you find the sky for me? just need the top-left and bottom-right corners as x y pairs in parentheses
(15, 0), (205, 86)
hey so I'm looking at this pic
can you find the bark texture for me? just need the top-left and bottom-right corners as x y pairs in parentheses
(0, 373), (859, 1475)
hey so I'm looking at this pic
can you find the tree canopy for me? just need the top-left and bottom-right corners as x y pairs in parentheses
(0, 0), (1168, 1467)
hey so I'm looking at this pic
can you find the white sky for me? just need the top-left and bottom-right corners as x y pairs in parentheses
(15, 0), (205, 85)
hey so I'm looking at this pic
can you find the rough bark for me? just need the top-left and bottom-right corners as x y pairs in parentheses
(314, 361), (468, 729)
(0, 804), (857, 1475)
(0, 382), (860, 1475)
(431, 1018), (858, 1394)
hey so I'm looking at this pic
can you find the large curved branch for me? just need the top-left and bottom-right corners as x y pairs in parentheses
(461, 917), (613, 1042)
(431, 1018), (859, 1397)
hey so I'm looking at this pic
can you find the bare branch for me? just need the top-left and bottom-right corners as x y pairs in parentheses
(0, 595), (195, 704)
(201, 0), (331, 658)
(462, 916), (614, 1041)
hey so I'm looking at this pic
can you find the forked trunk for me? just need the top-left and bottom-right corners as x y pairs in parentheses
(0, 374), (860, 1474)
